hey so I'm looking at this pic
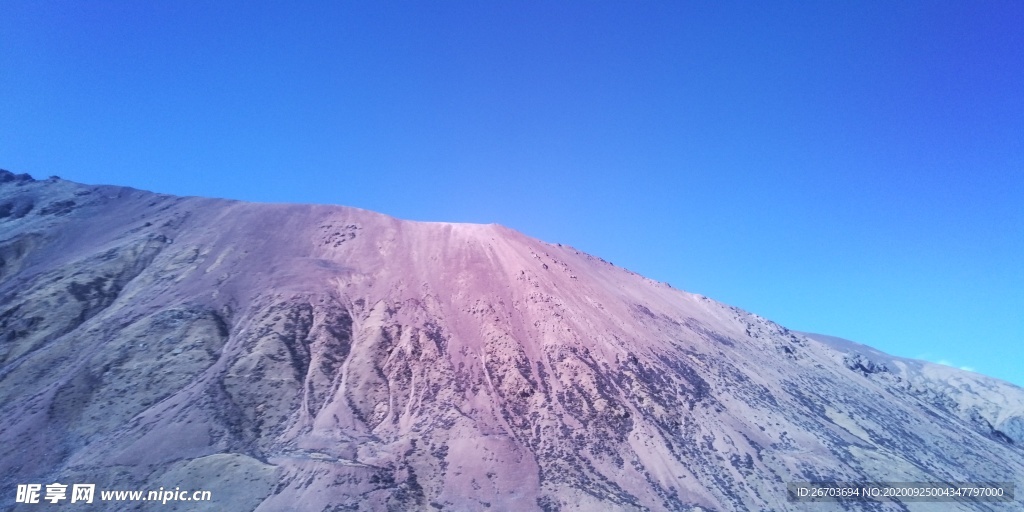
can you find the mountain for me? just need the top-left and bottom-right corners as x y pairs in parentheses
(1, 169), (1021, 511)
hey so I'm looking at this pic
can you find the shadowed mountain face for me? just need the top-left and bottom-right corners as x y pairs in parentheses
(1, 170), (1022, 511)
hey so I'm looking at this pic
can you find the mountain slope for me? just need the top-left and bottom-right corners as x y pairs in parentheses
(1, 170), (1021, 511)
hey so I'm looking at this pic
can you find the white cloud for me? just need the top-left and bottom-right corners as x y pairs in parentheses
(934, 359), (975, 373)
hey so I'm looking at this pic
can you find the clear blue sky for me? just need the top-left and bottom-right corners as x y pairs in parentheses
(2, 1), (1021, 386)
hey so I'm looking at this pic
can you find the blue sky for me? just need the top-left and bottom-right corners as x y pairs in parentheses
(2, 1), (1021, 386)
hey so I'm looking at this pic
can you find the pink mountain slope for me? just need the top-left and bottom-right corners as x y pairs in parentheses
(1, 170), (1022, 511)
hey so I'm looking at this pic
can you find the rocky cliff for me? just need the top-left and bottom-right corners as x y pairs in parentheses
(1, 170), (1021, 511)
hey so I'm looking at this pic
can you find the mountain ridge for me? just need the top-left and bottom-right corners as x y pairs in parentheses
(1, 169), (1021, 511)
